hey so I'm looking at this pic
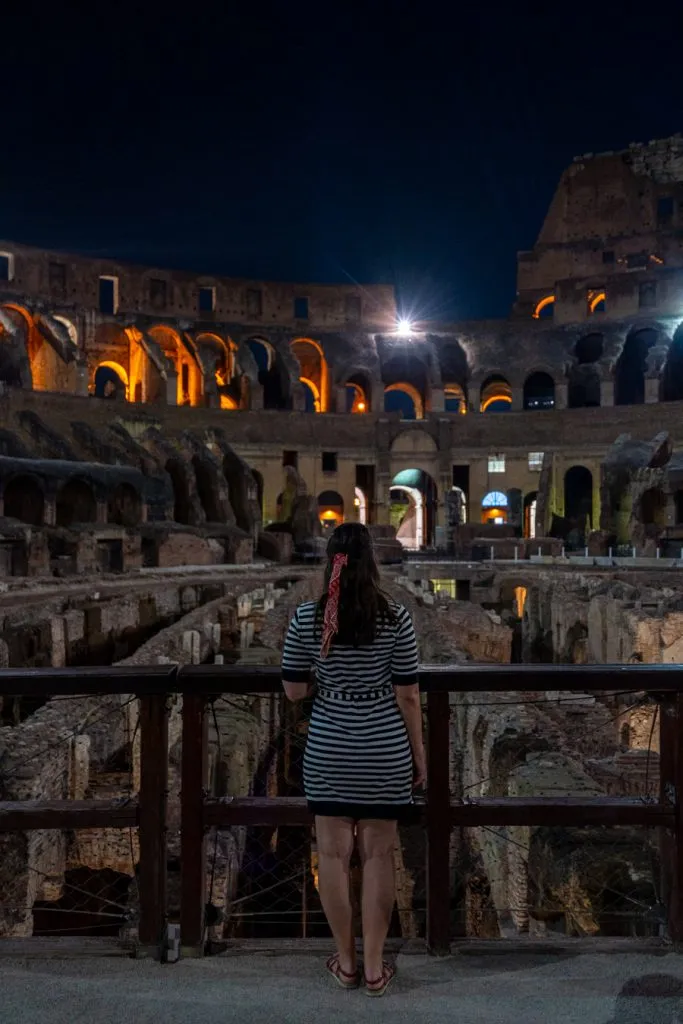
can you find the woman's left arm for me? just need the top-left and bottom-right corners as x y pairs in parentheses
(281, 610), (314, 702)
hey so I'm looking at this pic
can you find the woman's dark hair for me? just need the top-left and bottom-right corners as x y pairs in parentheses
(315, 522), (395, 647)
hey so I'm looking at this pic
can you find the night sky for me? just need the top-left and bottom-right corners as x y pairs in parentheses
(2, 7), (682, 321)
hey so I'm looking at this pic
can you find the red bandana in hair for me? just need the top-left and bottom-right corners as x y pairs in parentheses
(320, 553), (348, 658)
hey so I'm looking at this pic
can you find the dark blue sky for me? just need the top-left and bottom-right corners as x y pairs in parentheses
(2, 6), (681, 319)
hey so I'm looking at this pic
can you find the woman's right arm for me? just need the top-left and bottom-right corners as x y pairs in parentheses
(391, 607), (426, 787)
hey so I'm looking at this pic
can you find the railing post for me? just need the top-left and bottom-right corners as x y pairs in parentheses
(659, 693), (683, 943)
(426, 688), (451, 954)
(180, 692), (209, 956)
(138, 693), (169, 956)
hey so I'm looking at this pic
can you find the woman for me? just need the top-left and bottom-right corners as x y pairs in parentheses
(281, 522), (425, 997)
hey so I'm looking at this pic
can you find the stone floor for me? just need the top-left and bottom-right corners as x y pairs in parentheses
(2, 949), (683, 1023)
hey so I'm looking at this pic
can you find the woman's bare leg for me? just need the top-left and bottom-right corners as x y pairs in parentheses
(357, 819), (397, 982)
(315, 815), (357, 974)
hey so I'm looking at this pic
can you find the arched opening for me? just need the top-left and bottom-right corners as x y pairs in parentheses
(444, 384), (467, 414)
(166, 459), (191, 525)
(384, 382), (424, 419)
(524, 491), (538, 539)
(354, 486), (367, 524)
(247, 338), (290, 410)
(482, 491), (508, 524)
(300, 378), (320, 413)
(344, 373), (371, 413)
(575, 333), (604, 365)
(523, 372), (555, 410)
(533, 295), (555, 320)
(291, 338), (329, 412)
(94, 361), (128, 400)
(640, 487), (667, 530)
(1, 303), (75, 393)
(318, 490), (344, 533)
(449, 486), (467, 524)
(564, 466), (593, 544)
(56, 479), (97, 527)
(148, 325), (202, 407)
(382, 352), (428, 420)
(480, 375), (512, 413)
(615, 329), (658, 406)
(3, 475), (44, 525)
(196, 332), (235, 385)
(661, 325), (683, 402)
(107, 483), (141, 527)
(391, 469), (437, 548)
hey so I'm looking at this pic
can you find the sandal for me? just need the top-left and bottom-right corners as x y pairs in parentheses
(364, 961), (396, 997)
(326, 953), (360, 989)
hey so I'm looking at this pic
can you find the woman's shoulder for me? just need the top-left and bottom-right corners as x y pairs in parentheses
(385, 599), (410, 625)
(294, 600), (319, 622)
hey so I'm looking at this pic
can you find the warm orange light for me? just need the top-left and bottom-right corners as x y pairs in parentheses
(384, 381), (424, 419)
(95, 360), (129, 400)
(481, 393), (512, 412)
(444, 384), (467, 414)
(299, 376), (321, 412)
(533, 295), (555, 319)
(514, 586), (527, 619)
(220, 394), (238, 410)
(357, 401), (366, 411)
(588, 290), (606, 314)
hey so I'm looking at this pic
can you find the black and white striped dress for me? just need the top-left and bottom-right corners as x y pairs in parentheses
(281, 600), (419, 819)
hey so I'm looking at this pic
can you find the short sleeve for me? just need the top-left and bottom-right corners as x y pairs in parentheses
(391, 606), (419, 685)
(281, 609), (313, 683)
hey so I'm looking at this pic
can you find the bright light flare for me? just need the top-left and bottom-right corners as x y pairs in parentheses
(396, 318), (414, 336)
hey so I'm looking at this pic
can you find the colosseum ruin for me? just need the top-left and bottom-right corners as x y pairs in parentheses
(2, 134), (683, 947)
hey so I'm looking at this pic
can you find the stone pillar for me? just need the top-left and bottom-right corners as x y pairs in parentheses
(291, 382), (306, 412)
(335, 385), (346, 413)
(376, 474), (391, 526)
(600, 379), (614, 406)
(510, 386), (524, 411)
(75, 363), (89, 397)
(430, 387), (445, 413)
(250, 382), (264, 410)
(555, 382), (568, 410)
(166, 371), (178, 405)
(44, 500), (57, 526)
(372, 380), (385, 416)
(645, 376), (660, 404)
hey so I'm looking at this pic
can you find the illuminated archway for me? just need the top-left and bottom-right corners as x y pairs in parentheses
(196, 331), (236, 388)
(384, 382), (424, 420)
(444, 383), (467, 414)
(344, 374), (370, 413)
(391, 468), (437, 548)
(124, 327), (148, 403)
(291, 337), (329, 412)
(318, 489), (344, 532)
(148, 324), (202, 406)
(220, 394), (238, 410)
(94, 361), (128, 400)
(588, 290), (606, 315)
(1, 303), (72, 392)
(354, 486), (367, 524)
(300, 376), (321, 413)
(482, 490), (508, 524)
(52, 316), (78, 347)
(480, 375), (512, 413)
(533, 295), (555, 319)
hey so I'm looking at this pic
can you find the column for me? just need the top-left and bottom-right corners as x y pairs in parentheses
(371, 380), (385, 415)
(510, 386), (524, 411)
(555, 382), (568, 410)
(430, 387), (445, 413)
(335, 385), (346, 413)
(600, 379), (615, 406)
(166, 371), (178, 405)
(645, 376), (660, 404)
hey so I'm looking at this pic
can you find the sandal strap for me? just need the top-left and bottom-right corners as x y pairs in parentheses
(326, 954), (357, 980)
(366, 962), (394, 987)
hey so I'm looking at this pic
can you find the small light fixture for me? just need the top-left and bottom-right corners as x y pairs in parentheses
(357, 401), (366, 411)
(354, 497), (360, 507)
(396, 318), (413, 336)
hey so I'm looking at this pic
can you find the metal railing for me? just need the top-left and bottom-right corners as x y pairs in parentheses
(0, 663), (682, 957)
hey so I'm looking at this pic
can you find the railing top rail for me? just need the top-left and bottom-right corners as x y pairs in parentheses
(0, 661), (680, 697)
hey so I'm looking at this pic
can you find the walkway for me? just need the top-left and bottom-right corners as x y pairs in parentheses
(2, 948), (683, 1023)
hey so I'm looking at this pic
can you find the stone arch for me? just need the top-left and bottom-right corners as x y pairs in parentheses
(318, 489), (344, 530)
(391, 468), (438, 548)
(615, 328), (658, 406)
(444, 383), (467, 414)
(480, 374), (512, 413)
(148, 324), (202, 406)
(52, 316), (78, 347)
(291, 337), (329, 412)
(384, 382), (424, 419)
(523, 371), (555, 410)
(523, 491), (538, 538)
(532, 295), (555, 320)
(94, 361), (128, 400)
(3, 474), (45, 525)
(56, 478), (97, 527)
(107, 483), (141, 527)
(390, 428), (438, 456)
(482, 490), (508, 524)
(246, 336), (292, 410)
(342, 370), (373, 413)
(1, 303), (76, 393)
